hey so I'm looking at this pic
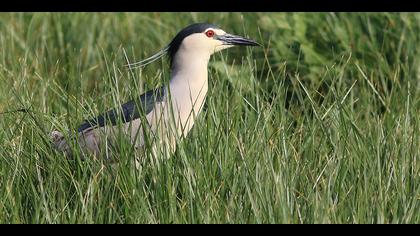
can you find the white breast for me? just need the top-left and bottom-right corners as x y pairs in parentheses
(168, 74), (208, 137)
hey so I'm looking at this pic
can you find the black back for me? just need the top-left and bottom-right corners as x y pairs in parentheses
(77, 87), (165, 133)
(167, 23), (219, 67)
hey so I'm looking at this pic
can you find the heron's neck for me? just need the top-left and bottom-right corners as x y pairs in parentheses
(169, 49), (210, 101)
(167, 49), (210, 133)
(170, 49), (210, 86)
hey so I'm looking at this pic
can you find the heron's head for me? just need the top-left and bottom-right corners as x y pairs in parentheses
(168, 23), (260, 66)
(127, 23), (260, 69)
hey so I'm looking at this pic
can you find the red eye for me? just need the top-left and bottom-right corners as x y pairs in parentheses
(205, 30), (215, 38)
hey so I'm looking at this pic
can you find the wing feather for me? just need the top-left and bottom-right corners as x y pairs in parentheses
(77, 87), (164, 133)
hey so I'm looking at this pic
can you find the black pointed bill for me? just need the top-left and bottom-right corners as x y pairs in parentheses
(216, 34), (260, 47)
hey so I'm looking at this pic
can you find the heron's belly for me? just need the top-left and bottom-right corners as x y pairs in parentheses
(149, 96), (206, 145)
(93, 95), (206, 153)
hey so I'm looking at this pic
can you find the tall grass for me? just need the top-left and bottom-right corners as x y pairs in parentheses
(0, 12), (419, 223)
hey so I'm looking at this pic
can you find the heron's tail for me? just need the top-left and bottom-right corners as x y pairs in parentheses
(50, 130), (73, 156)
(50, 129), (102, 159)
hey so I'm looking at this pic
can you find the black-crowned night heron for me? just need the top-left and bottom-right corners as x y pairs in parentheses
(51, 23), (260, 160)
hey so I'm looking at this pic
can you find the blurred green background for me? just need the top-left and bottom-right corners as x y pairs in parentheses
(0, 13), (419, 223)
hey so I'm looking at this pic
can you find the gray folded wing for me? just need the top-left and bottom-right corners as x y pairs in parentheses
(77, 87), (165, 133)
